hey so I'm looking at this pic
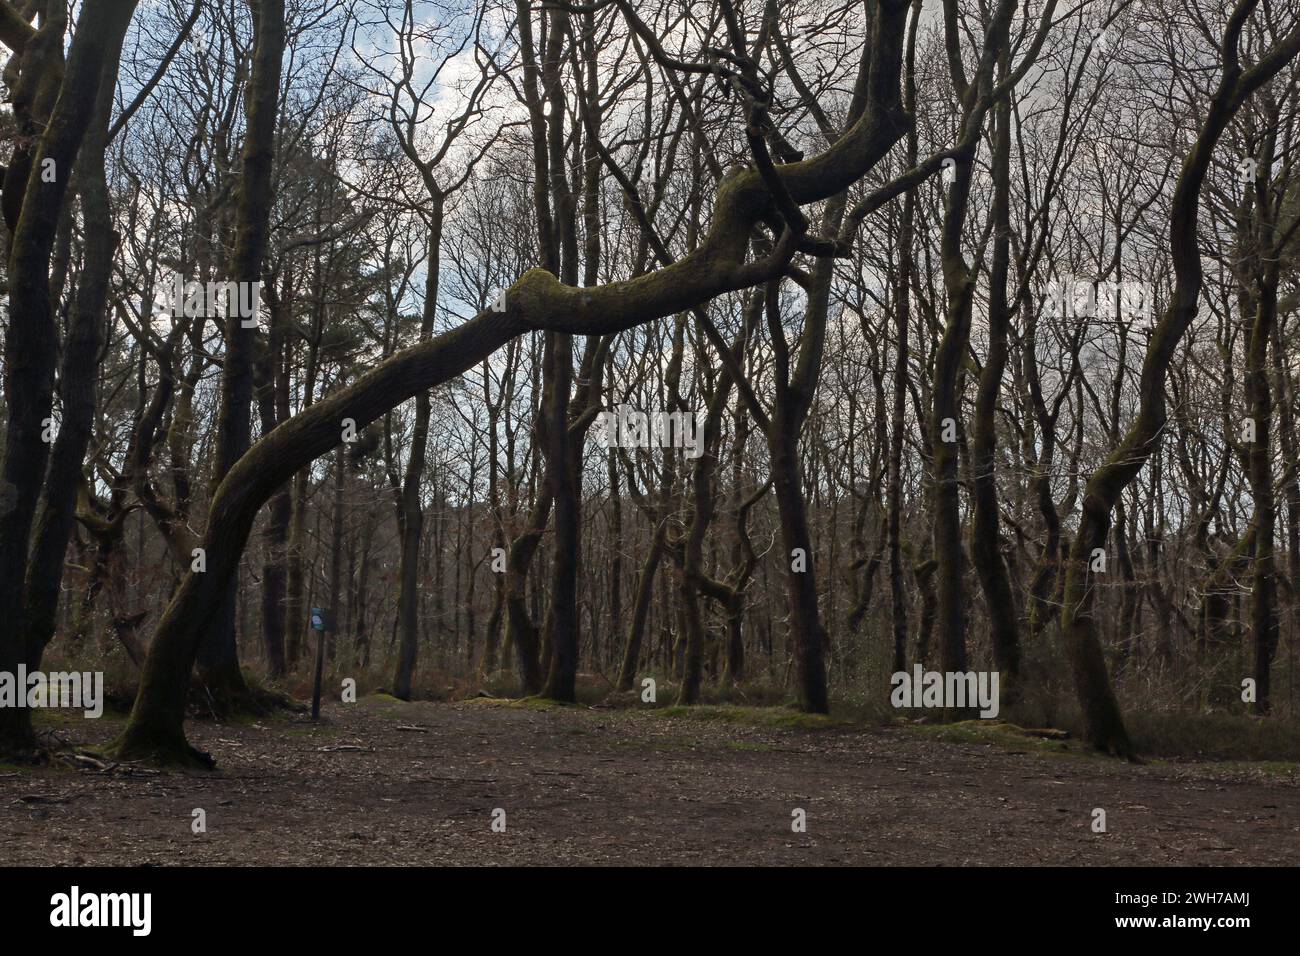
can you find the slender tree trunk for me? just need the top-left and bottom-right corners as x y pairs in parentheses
(617, 521), (667, 691)
(197, 0), (285, 710)
(970, 74), (1021, 690)
(541, 334), (581, 702)
(255, 291), (290, 678)
(1247, 271), (1280, 712)
(931, 164), (976, 680)
(393, 201), (444, 699)
(506, 475), (551, 694)
(607, 447), (623, 671)
(677, 380), (733, 704)
(769, 417), (830, 714)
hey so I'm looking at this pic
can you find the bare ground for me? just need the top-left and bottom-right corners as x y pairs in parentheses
(1, 696), (1297, 866)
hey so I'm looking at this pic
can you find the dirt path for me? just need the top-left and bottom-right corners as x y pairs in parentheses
(2, 698), (1296, 865)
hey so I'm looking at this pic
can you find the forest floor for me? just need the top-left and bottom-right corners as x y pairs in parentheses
(2, 695), (1297, 866)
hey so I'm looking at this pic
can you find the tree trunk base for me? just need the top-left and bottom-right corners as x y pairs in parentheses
(194, 670), (277, 719)
(540, 683), (577, 704)
(796, 695), (830, 715)
(0, 730), (41, 762)
(1088, 729), (1139, 761)
(106, 726), (215, 769)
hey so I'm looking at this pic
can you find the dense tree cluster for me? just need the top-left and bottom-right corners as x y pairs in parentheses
(1, 0), (1298, 765)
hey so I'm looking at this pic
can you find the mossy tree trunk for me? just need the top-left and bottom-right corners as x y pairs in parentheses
(198, 0), (285, 713)
(0, 1), (138, 757)
(1060, 7), (1300, 754)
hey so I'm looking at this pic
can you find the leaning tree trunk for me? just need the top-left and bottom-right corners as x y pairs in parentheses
(1059, 12), (1300, 754)
(110, 0), (913, 763)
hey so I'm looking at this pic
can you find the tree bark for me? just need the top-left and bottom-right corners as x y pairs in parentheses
(0, 0), (138, 756)
(969, 51), (1021, 690)
(197, 0), (285, 711)
(393, 200), (444, 699)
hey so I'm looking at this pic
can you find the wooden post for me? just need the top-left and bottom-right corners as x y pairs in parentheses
(310, 607), (328, 720)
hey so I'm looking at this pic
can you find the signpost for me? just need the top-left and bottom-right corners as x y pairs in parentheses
(310, 607), (330, 720)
